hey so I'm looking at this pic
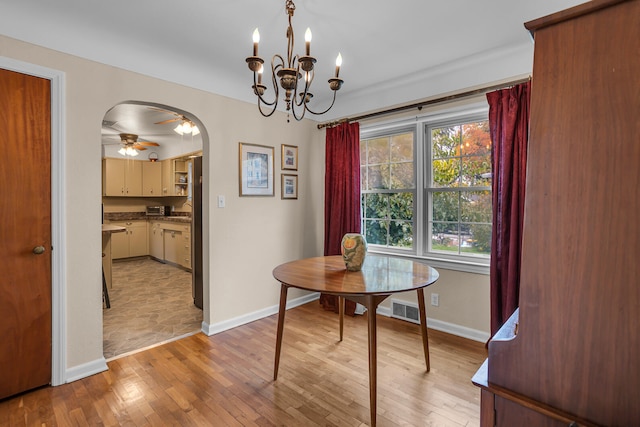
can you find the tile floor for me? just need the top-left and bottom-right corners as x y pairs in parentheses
(102, 258), (203, 360)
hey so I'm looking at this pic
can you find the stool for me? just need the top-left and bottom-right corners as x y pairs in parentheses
(102, 253), (110, 309)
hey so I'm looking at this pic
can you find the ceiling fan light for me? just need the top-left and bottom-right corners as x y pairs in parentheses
(174, 123), (185, 135)
(192, 126), (200, 136)
(118, 147), (127, 156)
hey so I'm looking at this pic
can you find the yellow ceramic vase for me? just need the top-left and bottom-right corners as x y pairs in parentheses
(341, 233), (367, 271)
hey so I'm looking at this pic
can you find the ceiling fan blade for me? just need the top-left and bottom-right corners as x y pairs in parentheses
(136, 141), (160, 147)
(135, 146), (148, 151)
(155, 117), (180, 125)
(147, 106), (177, 115)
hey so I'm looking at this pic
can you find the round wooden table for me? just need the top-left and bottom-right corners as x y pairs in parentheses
(272, 254), (439, 427)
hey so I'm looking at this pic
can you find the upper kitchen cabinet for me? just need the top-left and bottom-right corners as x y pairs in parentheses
(103, 158), (142, 197)
(142, 161), (162, 196)
(161, 157), (192, 197)
(103, 158), (163, 197)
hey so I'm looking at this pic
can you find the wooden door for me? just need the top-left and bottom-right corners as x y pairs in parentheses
(0, 68), (52, 399)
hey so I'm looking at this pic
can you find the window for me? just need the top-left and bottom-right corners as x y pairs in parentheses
(360, 104), (492, 272)
(427, 121), (492, 258)
(360, 130), (415, 250)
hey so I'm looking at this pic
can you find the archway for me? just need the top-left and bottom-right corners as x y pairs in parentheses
(100, 101), (207, 359)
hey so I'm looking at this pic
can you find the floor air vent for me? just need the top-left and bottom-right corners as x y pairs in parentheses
(391, 299), (420, 324)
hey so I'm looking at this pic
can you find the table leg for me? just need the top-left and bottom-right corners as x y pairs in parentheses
(365, 295), (378, 427)
(417, 289), (430, 372)
(338, 296), (344, 342)
(274, 283), (289, 380)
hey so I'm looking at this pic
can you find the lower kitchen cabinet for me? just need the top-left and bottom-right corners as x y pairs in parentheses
(152, 220), (191, 271)
(180, 232), (191, 269)
(164, 229), (182, 265)
(149, 222), (164, 260)
(110, 220), (149, 259)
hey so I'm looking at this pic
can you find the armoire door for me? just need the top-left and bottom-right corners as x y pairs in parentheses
(0, 68), (52, 399)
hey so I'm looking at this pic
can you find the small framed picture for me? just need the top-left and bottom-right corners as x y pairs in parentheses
(281, 144), (298, 171)
(239, 142), (274, 196)
(281, 174), (298, 200)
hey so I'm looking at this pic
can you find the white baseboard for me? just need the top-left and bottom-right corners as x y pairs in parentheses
(65, 293), (486, 384)
(202, 292), (320, 336)
(65, 357), (108, 383)
(376, 305), (490, 343)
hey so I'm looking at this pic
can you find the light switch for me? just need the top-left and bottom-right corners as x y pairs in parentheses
(217, 195), (225, 208)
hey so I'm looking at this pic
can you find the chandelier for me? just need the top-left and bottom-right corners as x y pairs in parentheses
(245, 0), (344, 121)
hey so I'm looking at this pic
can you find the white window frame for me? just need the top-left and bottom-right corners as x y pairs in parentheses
(360, 99), (490, 275)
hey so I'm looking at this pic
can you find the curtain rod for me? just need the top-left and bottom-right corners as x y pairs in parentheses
(317, 77), (531, 130)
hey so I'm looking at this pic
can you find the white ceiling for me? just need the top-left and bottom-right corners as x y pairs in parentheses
(1, 0), (585, 131)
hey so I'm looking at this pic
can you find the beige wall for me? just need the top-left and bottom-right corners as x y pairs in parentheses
(1, 33), (489, 381)
(380, 268), (490, 339)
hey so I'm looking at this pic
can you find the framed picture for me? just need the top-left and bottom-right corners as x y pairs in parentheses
(281, 144), (298, 170)
(281, 174), (298, 200)
(239, 143), (274, 196)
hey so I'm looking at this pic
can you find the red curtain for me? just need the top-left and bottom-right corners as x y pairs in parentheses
(486, 81), (531, 335)
(320, 122), (361, 315)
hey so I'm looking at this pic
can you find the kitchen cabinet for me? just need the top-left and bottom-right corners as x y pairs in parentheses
(102, 158), (142, 197)
(109, 220), (148, 259)
(149, 221), (164, 260)
(161, 158), (191, 196)
(173, 159), (189, 197)
(180, 231), (191, 269)
(159, 221), (191, 270)
(161, 159), (173, 196)
(142, 161), (162, 196)
(164, 229), (181, 265)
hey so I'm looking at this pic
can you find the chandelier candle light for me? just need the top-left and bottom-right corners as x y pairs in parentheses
(246, 0), (344, 121)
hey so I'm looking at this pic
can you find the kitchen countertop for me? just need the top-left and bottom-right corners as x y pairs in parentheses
(102, 224), (126, 233)
(104, 213), (191, 223)
(147, 216), (191, 223)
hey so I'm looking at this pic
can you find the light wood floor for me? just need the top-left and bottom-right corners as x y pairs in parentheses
(1, 302), (486, 426)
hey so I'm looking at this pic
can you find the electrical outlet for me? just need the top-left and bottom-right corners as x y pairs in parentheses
(430, 293), (439, 307)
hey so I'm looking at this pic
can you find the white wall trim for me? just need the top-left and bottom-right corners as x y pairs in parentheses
(202, 292), (320, 336)
(65, 358), (108, 383)
(0, 56), (67, 386)
(376, 305), (490, 343)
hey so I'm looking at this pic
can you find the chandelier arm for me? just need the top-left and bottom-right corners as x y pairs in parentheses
(252, 71), (277, 107)
(290, 98), (307, 121)
(302, 90), (339, 116)
(257, 99), (280, 117)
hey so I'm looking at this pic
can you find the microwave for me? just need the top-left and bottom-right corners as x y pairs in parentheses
(146, 205), (170, 216)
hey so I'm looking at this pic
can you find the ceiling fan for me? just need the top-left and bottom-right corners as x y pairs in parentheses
(116, 133), (159, 157)
(150, 107), (200, 136)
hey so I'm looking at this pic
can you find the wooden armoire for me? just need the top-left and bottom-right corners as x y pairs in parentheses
(473, 1), (639, 426)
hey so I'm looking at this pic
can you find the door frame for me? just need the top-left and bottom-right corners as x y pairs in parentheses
(0, 56), (66, 386)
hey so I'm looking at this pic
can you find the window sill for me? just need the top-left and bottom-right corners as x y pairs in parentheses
(367, 248), (490, 275)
